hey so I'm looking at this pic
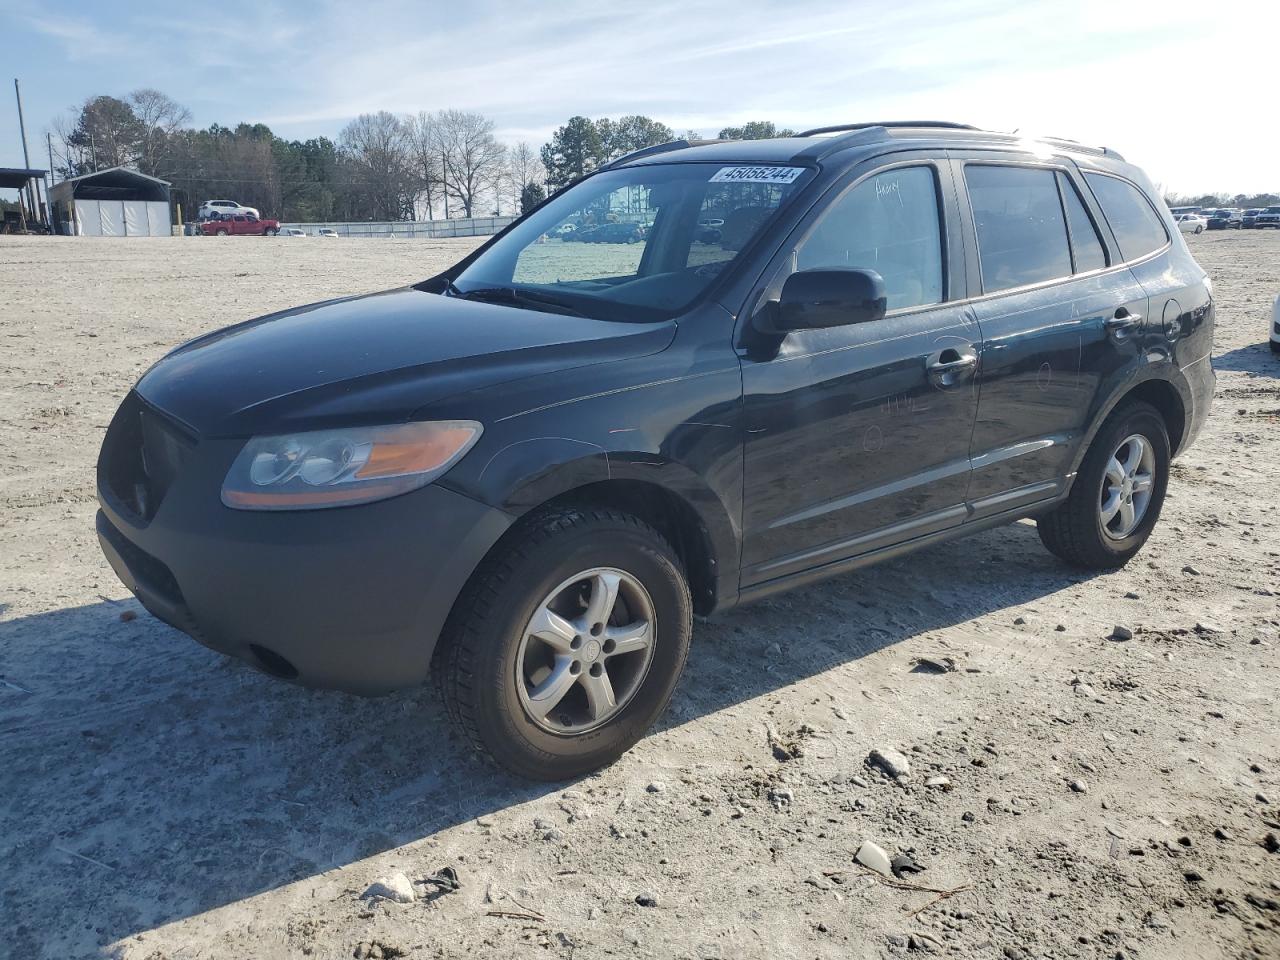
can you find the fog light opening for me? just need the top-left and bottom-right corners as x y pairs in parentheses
(248, 644), (299, 680)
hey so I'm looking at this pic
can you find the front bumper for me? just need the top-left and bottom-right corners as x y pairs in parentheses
(96, 408), (511, 695)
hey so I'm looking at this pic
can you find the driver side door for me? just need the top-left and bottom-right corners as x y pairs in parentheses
(738, 160), (981, 587)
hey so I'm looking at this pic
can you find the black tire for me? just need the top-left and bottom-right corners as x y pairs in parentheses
(215, 228), (228, 236)
(1037, 401), (1170, 570)
(434, 506), (693, 780)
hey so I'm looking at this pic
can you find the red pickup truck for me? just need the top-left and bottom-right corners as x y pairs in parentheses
(201, 214), (280, 236)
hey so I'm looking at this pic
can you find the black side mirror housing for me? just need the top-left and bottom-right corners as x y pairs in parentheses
(760, 268), (888, 333)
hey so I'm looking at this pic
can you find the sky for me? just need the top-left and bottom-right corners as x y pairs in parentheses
(1, 0), (1275, 196)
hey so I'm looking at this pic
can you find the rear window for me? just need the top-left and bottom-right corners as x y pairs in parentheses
(1085, 174), (1169, 261)
(965, 165), (1072, 293)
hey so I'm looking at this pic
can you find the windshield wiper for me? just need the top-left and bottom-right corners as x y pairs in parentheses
(451, 285), (587, 317)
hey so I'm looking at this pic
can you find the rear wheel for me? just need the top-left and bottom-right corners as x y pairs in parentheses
(434, 506), (692, 780)
(215, 228), (228, 236)
(1037, 401), (1170, 569)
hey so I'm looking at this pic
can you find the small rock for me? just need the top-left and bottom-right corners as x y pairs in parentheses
(849, 775), (869, 788)
(634, 892), (658, 908)
(1069, 779), (1089, 794)
(532, 817), (550, 830)
(1182, 564), (1200, 576)
(1258, 793), (1271, 804)
(1110, 625), (1133, 641)
(855, 839), (893, 876)
(361, 873), (415, 904)
(1177, 835), (1192, 847)
(1054, 624), (1066, 632)
(645, 781), (666, 794)
(768, 787), (793, 811)
(887, 935), (909, 948)
(961, 811), (976, 823)
(1123, 591), (1140, 600)
(924, 775), (952, 791)
(1013, 616), (1027, 625)
(1262, 833), (1279, 853)
(1213, 827), (1230, 841)
(1183, 869), (1203, 883)
(868, 747), (911, 779)
(1003, 947), (1027, 960)
(543, 829), (564, 842)
(1074, 682), (1099, 699)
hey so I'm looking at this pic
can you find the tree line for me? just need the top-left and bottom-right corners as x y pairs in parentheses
(49, 90), (797, 222)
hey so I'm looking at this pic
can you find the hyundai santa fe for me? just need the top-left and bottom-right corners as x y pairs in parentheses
(97, 121), (1215, 779)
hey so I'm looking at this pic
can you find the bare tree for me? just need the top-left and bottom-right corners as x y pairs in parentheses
(129, 89), (191, 179)
(338, 111), (418, 220)
(406, 111), (444, 220)
(502, 141), (545, 212)
(435, 109), (506, 218)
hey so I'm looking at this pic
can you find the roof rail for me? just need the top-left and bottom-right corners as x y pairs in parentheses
(604, 139), (728, 169)
(798, 121), (978, 137)
(792, 126), (890, 161)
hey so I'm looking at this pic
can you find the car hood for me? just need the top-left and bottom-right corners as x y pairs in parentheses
(136, 287), (676, 437)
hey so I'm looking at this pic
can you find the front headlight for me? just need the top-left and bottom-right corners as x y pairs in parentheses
(221, 421), (482, 511)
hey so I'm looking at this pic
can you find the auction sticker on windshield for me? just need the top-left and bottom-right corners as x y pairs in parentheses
(709, 166), (805, 184)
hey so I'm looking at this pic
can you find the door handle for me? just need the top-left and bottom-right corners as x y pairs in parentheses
(926, 348), (977, 375)
(1105, 309), (1143, 332)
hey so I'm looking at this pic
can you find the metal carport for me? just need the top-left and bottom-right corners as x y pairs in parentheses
(48, 167), (172, 236)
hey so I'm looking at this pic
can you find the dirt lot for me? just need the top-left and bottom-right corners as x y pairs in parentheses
(1, 233), (1278, 960)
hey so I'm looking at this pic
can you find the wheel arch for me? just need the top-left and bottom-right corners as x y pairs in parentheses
(1070, 371), (1189, 480)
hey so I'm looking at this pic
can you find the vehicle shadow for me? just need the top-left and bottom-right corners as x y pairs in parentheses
(1213, 342), (1279, 376)
(0, 519), (1092, 955)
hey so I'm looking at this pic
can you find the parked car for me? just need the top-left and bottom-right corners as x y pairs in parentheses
(1175, 213), (1206, 234)
(198, 199), (260, 220)
(281, 228), (307, 237)
(1204, 208), (1242, 230)
(201, 213), (280, 236)
(569, 225), (601, 242)
(587, 222), (644, 243)
(1255, 206), (1280, 229)
(546, 223), (578, 240)
(1241, 208), (1265, 229)
(316, 228), (340, 238)
(96, 122), (1214, 780)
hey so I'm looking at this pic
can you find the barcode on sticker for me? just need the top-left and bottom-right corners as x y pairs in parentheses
(710, 166), (805, 184)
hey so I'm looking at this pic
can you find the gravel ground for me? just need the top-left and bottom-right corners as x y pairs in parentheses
(1, 233), (1277, 960)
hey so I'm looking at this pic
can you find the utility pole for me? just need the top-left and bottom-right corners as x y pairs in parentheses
(14, 78), (38, 222)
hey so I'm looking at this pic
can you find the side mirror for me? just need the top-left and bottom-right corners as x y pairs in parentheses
(761, 268), (887, 333)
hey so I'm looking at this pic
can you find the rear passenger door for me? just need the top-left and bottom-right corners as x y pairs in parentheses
(954, 156), (1147, 517)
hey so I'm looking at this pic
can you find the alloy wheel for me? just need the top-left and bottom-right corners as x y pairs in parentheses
(1099, 433), (1156, 540)
(515, 567), (657, 734)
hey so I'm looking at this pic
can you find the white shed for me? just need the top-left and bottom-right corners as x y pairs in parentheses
(48, 167), (172, 237)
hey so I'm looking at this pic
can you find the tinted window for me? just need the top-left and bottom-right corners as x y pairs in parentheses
(1085, 174), (1168, 261)
(965, 165), (1071, 292)
(796, 166), (943, 311)
(1057, 173), (1107, 273)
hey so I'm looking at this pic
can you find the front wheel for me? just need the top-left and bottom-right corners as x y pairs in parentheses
(1037, 401), (1170, 569)
(215, 228), (228, 236)
(435, 507), (693, 780)
(1194, 225), (1203, 234)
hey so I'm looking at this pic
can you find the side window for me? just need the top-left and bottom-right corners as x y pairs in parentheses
(795, 166), (943, 311)
(1084, 173), (1168, 262)
(964, 165), (1071, 292)
(1057, 173), (1107, 273)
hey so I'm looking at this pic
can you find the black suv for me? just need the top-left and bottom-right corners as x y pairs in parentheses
(1205, 208), (1242, 230)
(97, 122), (1215, 779)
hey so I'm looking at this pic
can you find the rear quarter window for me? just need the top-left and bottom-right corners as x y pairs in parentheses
(1084, 173), (1169, 262)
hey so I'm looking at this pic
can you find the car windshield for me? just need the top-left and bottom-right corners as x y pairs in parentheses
(449, 162), (811, 321)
